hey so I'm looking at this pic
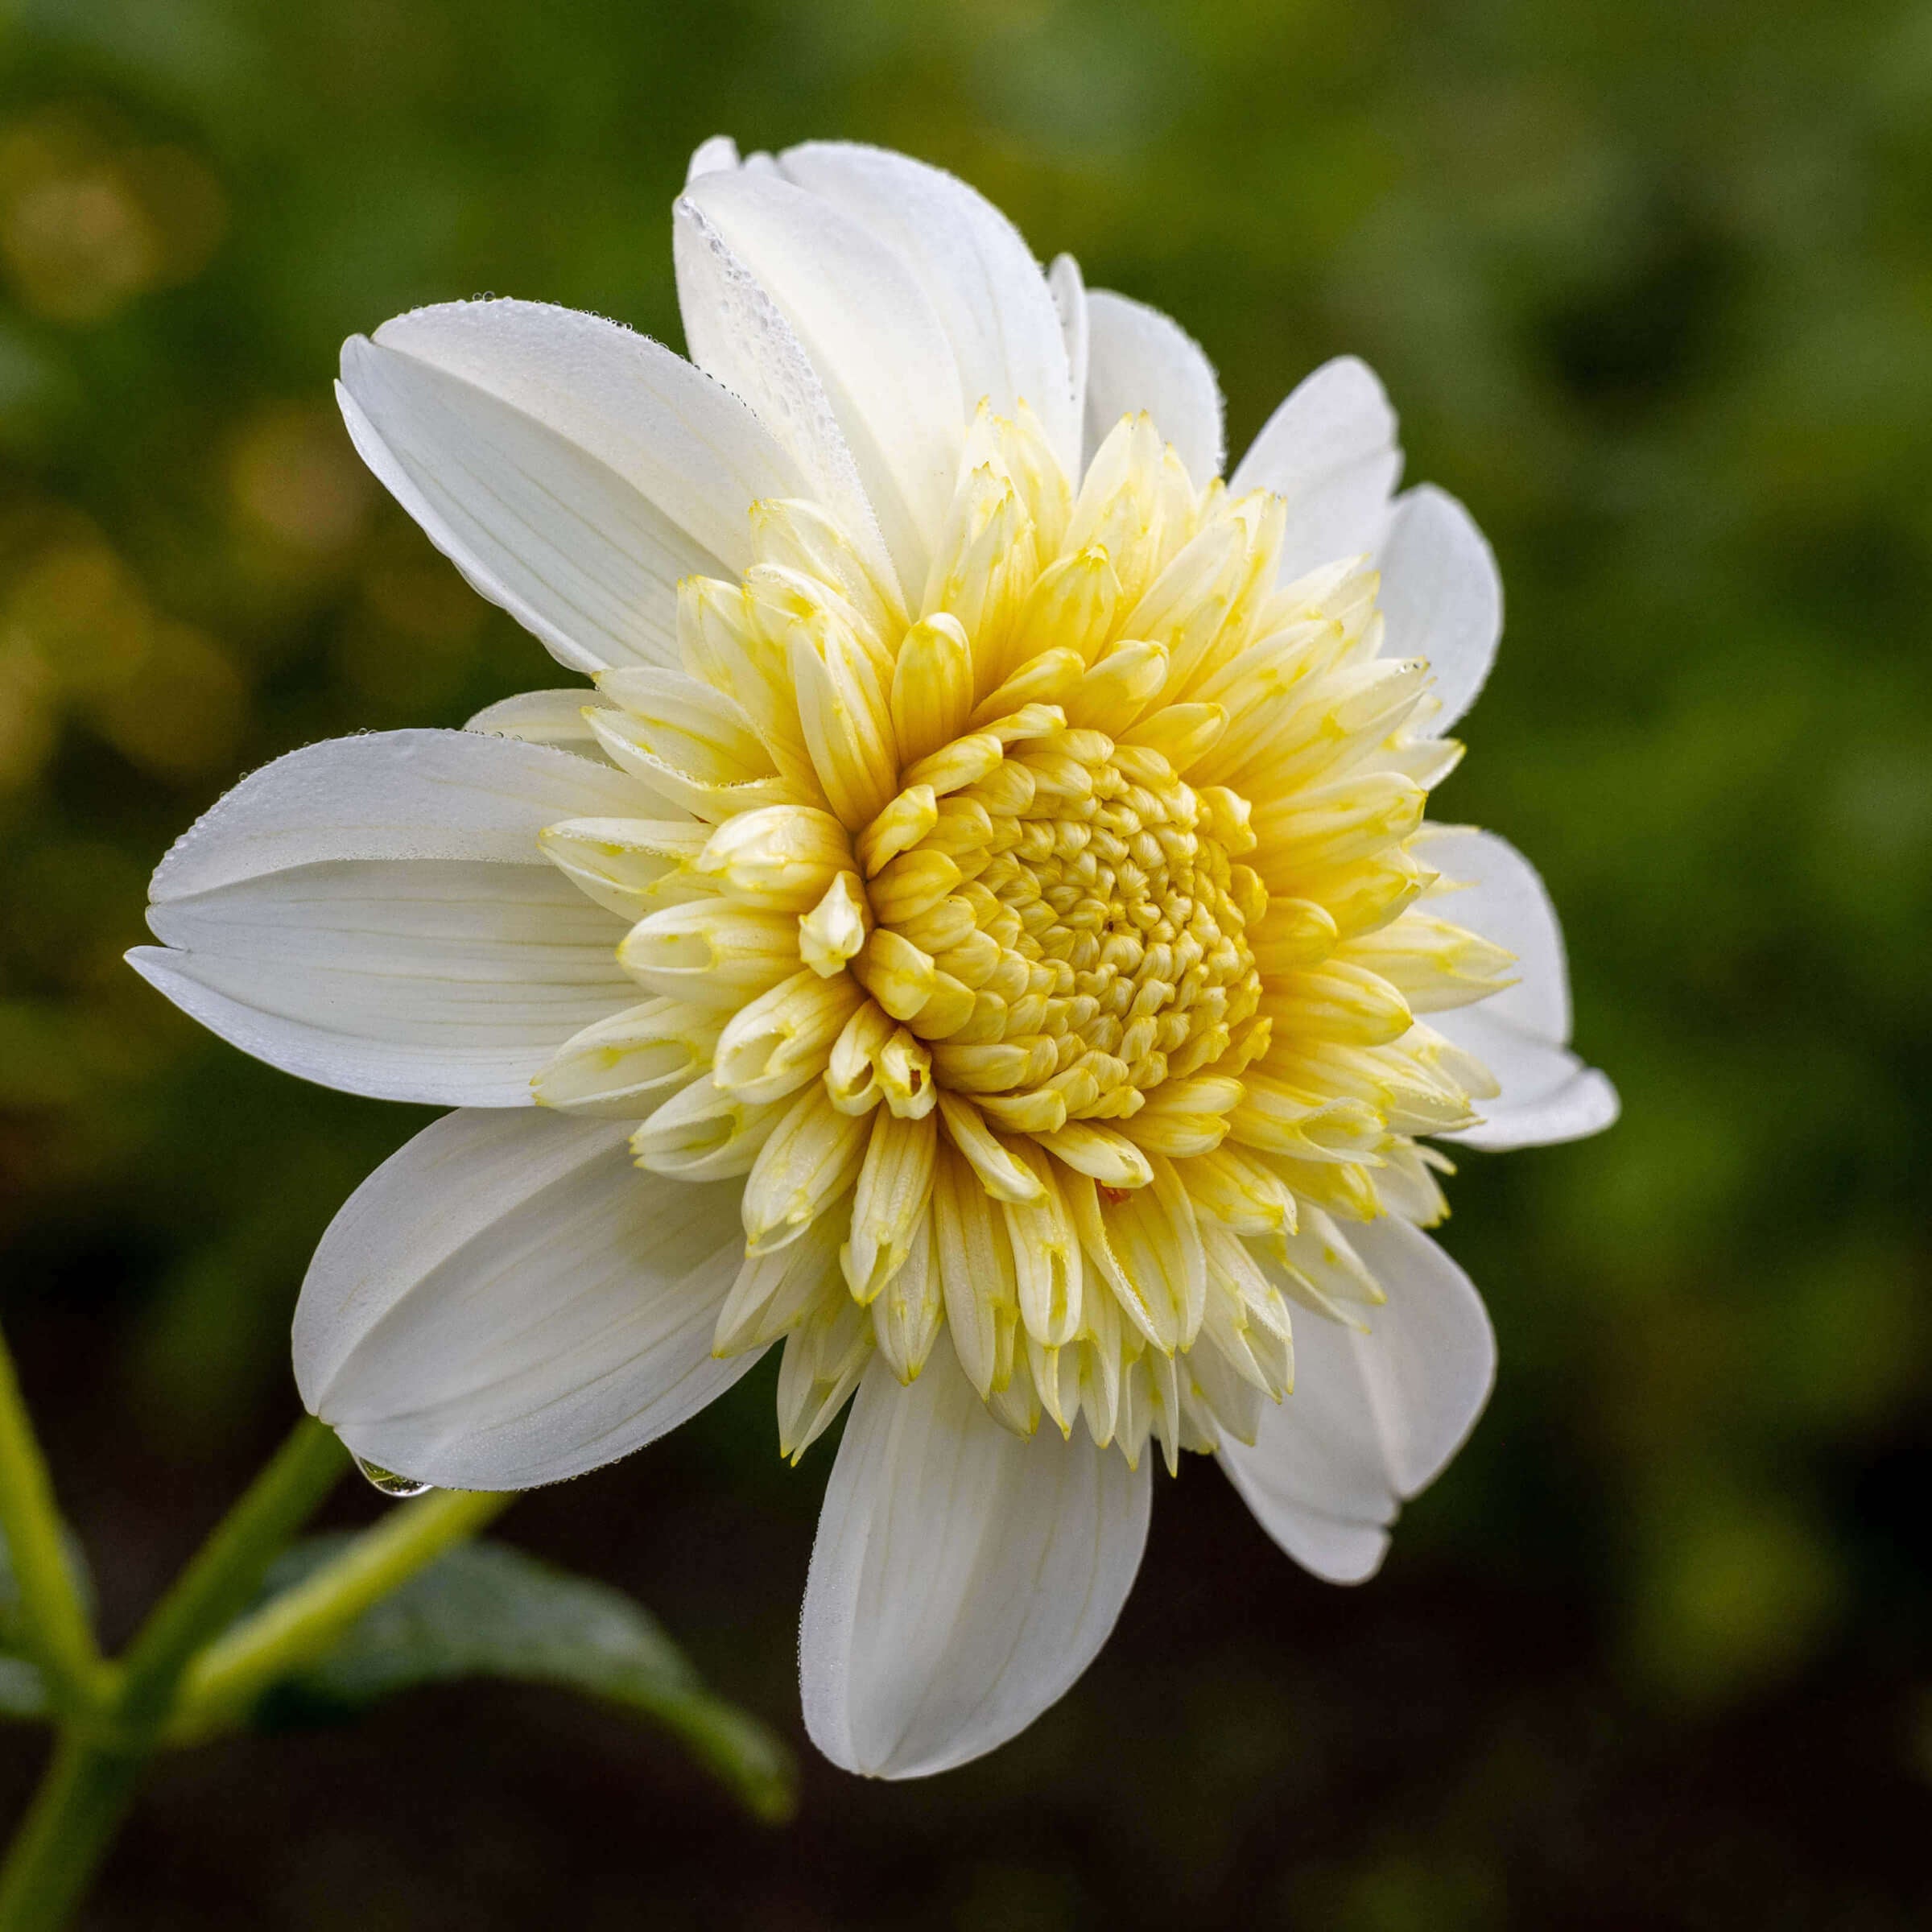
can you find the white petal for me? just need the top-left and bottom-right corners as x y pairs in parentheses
(295, 1109), (753, 1488)
(466, 687), (613, 759)
(777, 142), (1080, 477)
(134, 864), (630, 1105)
(1431, 1012), (1620, 1150)
(1376, 484), (1501, 730)
(801, 1344), (1150, 1777)
(1417, 827), (1570, 1038)
(678, 167), (964, 592)
(1230, 356), (1402, 580)
(686, 134), (741, 184)
(1047, 254), (1089, 453)
(340, 307), (762, 675)
(129, 729), (643, 1106)
(146, 726), (650, 896)
(1416, 828), (1617, 1149)
(1082, 289), (1224, 484)
(671, 194), (896, 599)
(1219, 1217), (1494, 1583)
(369, 299), (807, 582)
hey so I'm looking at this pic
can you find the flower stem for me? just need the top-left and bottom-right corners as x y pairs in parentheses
(0, 1327), (104, 1716)
(0, 1415), (348, 1931)
(113, 1416), (350, 1733)
(0, 1406), (514, 1930)
(0, 1736), (147, 1932)
(168, 1487), (512, 1742)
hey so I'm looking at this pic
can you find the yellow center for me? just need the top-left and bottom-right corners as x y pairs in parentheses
(527, 402), (1513, 1471)
(853, 720), (1261, 1146)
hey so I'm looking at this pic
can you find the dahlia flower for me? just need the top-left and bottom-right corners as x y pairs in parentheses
(130, 138), (1615, 1777)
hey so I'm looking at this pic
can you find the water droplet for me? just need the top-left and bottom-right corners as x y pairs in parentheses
(353, 1455), (434, 1499)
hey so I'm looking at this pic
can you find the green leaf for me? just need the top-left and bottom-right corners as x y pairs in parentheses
(249, 1537), (795, 1822)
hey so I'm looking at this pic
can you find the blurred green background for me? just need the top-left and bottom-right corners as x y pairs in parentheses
(1, 0), (1929, 1924)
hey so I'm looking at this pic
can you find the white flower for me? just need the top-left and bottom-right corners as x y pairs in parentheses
(129, 138), (1616, 1778)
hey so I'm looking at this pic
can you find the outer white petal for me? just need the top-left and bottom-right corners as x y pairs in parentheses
(1230, 356), (1402, 580)
(686, 133), (742, 184)
(371, 300), (809, 578)
(1082, 288), (1224, 485)
(1418, 828), (1619, 1148)
(687, 135), (782, 186)
(1047, 254), (1090, 449)
(134, 867), (630, 1105)
(671, 195), (896, 599)
(801, 1343), (1151, 1778)
(776, 142), (1080, 477)
(1419, 827), (1570, 1038)
(128, 729), (645, 1106)
(465, 687), (613, 759)
(142, 726), (650, 894)
(1219, 1217), (1494, 1583)
(677, 167), (964, 592)
(1376, 484), (1501, 730)
(1434, 1021), (1620, 1150)
(295, 1109), (753, 1488)
(338, 310), (785, 675)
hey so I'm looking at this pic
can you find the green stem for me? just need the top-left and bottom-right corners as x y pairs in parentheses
(0, 1736), (146, 1932)
(169, 1488), (511, 1742)
(114, 1417), (349, 1732)
(0, 1328), (103, 1715)
(0, 1416), (348, 1932)
(0, 1414), (514, 1930)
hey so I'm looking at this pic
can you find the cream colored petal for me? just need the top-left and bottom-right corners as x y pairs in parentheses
(134, 851), (638, 1071)
(870, 1210), (943, 1383)
(843, 1108), (939, 1302)
(777, 1283), (874, 1459)
(630, 1074), (788, 1181)
(696, 804), (852, 910)
(1375, 485), (1500, 731)
(930, 1141), (1018, 1400)
(787, 629), (900, 832)
(1417, 828), (1618, 1149)
(713, 968), (865, 1105)
(741, 1082), (871, 1253)
(533, 998), (724, 1117)
(1000, 1144), (1083, 1348)
(1048, 253), (1090, 451)
(714, 1210), (844, 1356)
(617, 902), (800, 1005)
(538, 818), (711, 921)
(367, 298), (807, 574)
(800, 871), (871, 979)
(889, 617), (975, 770)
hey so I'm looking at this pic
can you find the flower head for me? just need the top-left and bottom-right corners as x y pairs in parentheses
(130, 138), (1615, 1777)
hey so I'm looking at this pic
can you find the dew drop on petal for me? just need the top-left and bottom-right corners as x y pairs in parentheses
(353, 1455), (434, 1499)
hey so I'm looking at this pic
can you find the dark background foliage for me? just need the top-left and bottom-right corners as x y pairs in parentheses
(1, 0), (1929, 1924)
